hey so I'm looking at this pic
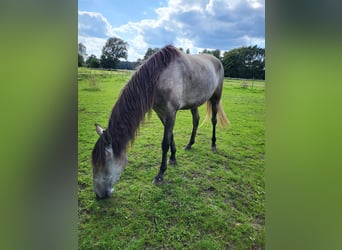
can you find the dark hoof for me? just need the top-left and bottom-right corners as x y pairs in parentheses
(168, 159), (177, 165)
(184, 145), (192, 150)
(211, 146), (217, 152)
(153, 176), (164, 184)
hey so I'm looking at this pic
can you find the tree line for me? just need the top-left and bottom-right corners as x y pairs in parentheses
(78, 37), (265, 80)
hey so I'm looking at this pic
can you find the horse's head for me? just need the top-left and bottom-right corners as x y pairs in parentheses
(91, 124), (127, 199)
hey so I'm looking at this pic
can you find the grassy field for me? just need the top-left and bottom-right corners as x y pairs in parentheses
(78, 68), (265, 249)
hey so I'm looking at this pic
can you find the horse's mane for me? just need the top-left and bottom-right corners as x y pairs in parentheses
(92, 45), (181, 167)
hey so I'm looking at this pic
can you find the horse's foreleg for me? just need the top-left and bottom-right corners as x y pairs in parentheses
(185, 108), (199, 150)
(154, 114), (176, 183)
(169, 133), (177, 165)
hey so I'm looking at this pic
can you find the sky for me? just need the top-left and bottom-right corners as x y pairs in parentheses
(78, 0), (264, 61)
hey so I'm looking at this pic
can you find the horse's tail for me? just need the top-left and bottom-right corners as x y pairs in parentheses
(216, 102), (230, 128)
(200, 101), (230, 128)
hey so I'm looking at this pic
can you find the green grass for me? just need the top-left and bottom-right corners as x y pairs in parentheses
(78, 68), (265, 249)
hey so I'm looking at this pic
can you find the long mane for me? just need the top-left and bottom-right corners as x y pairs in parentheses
(92, 45), (181, 167)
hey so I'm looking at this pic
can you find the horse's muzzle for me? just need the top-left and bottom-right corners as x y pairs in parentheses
(95, 189), (113, 200)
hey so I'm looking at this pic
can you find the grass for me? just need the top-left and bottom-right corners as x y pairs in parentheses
(78, 68), (265, 249)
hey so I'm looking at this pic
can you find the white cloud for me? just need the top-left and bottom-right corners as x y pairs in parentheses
(78, 36), (107, 59)
(78, 0), (264, 61)
(174, 37), (196, 53)
(241, 35), (265, 47)
(127, 35), (149, 61)
(78, 11), (116, 38)
(247, 0), (263, 9)
(205, 0), (215, 15)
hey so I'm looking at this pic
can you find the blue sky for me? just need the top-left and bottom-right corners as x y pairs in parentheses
(78, 0), (264, 61)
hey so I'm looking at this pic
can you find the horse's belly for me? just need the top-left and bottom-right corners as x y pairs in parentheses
(179, 85), (216, 110)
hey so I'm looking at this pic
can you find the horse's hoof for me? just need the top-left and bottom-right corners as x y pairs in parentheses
(184, 145), (191, 150)
(168, 159), (177, 165)
(153, 176), (163, 184)
(211, 146), (217, 152)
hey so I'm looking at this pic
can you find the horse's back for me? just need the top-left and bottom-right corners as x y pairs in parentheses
(179, 53), (223, 109)
(154, 52), (224, 113)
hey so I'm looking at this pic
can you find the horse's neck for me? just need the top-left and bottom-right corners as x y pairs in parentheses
(107, 117), (132, 156)
(108, 95), (146, 155)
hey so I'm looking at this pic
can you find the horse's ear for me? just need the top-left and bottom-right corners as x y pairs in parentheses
(95, 123), (104, 136)
(102, 130), (112, 146)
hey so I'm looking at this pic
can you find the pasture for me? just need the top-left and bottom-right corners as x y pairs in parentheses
(78, 68), (265, 249)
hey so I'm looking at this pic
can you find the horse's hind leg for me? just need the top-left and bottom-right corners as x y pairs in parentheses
(185, 108), (200, 150)
(210, 100), (218, 151)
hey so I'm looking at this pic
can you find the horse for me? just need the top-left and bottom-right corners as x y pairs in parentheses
(91, 45), (230, 199)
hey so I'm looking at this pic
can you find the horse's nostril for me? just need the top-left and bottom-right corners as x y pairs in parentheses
(95, 193), (103, 200)
(95, 190), (112, 200)
(105, 189), (113, 198)
(95, 192), (107, 200)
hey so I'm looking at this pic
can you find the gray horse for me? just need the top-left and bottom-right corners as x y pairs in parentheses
(91, 45), (229, 199)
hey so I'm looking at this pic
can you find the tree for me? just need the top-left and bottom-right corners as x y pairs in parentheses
(78, 53), (85, 67)
(86, 54), (100, 68)
(200, 48), (221, 59)
(186, 48), (190, 54)
(78, 43), (87, 67)
(212, 49), (221, 59)
(222, 46), (265, 79)
(143, 48), (160, 60)
(78, 43), (87, 58)
(117, 61), (135, 70)
(134, 58), (144, 69)
(222, 49), (242, 78)
(100, 37), (128, 69)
